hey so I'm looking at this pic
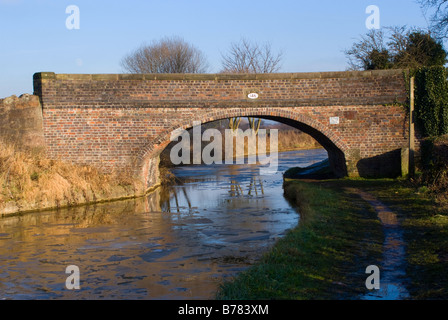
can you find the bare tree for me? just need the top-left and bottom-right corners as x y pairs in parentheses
(345, 29), (391, 70)
(121, 36), (208, 74)
(387, 26), (411, 58)
(419, 0), (448, 39)
(221, 38), (283, 133)
(221, 38), (283, 74)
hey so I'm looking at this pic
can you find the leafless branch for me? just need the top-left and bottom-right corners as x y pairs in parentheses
(418, 0), (448, 39)
(344, 29), (388, 70)
(220, 38), (283, 74)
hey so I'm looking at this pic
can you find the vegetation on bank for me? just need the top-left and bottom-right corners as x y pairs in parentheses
(216, 177), (448, 300)
(0, 140), (138, 216)
(410, 67), (448, 138)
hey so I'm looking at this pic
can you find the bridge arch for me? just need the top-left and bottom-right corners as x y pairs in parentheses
(136, 108), (350, 192)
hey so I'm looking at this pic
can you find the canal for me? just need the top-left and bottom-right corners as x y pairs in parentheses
(0, 149), (328, 300)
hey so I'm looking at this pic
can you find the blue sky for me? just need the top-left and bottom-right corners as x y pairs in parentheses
(0, 0), (431, 98)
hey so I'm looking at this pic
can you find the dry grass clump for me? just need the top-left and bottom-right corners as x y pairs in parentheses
(0, 140), (136, 210)
(277, 129), (322, 151)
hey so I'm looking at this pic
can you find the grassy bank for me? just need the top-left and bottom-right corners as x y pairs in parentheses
(216, 179), (384, 300)
(216, 177), (448, 300)
(326, 178), (448, 299)
(0, 140), (140, 216)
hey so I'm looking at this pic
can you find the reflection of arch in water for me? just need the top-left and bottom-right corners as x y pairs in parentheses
(248, 177), (264, 196)
(157, 185), (193, 214)
(154, 172), (269, 214)
(143, 189), (162, 212)
(229, 177), (265, 197)
(0, 198), (160, 244)
(229, 180), (244, 197)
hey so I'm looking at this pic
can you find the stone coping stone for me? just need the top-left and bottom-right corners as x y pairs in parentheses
(33, 69), (407, 82)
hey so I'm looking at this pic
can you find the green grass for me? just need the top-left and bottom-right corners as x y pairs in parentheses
(336, 178), (448, 300)
(215, 177), (448, 300)
(216, 179), (384, 300)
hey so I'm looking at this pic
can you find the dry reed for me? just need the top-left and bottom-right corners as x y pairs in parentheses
(0, 140), (136, 211)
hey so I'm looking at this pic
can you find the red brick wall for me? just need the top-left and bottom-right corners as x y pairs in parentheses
(34, 70), (411, 191)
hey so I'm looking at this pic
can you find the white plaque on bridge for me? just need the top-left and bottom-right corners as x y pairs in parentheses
(330, 117), (340, 125)
(247, 92), (259, 100)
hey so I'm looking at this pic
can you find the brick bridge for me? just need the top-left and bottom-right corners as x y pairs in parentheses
(33, 70), (410, 193)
